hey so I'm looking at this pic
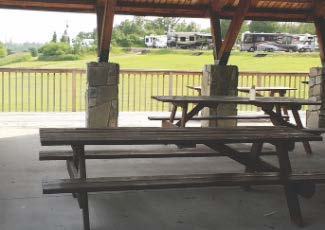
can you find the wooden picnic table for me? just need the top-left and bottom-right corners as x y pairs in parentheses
(39, 127), (324, 229)
(151, 95), (321, 155)
(187, 85), (297, 119)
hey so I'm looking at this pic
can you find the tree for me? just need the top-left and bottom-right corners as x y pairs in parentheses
(276, 22), (315, 34)
(112, 17), (145, 47)
(52, 32), (57, 43)
(72, 31), (96, 54)
(249, 21), (278, 33)
(29, 47), (38, 57)
(145, 17), (180, 34)
(39, 42), (72, 56)
(0, 42), (7, 57)
(174, 21), (201, 32)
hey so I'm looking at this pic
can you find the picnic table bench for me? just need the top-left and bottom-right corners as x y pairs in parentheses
(39, 127), (325, 230)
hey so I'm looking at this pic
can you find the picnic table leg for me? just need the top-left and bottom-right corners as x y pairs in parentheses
(276, 143), (304, 227)
(244, 142), (263, 190)
(279, 90), (289, 121)
(261, 105), (296, 128)
(175, 103), (205, 127)
(162, 104), (178, 128)
(180, 103), (188, 127)
(291, 108), (312, 155)
(72, 145), (91, 230)
(169, 104), (177, 123)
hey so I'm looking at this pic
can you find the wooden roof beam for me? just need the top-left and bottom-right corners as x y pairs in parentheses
(314, 0), (325, 17)
(217, 0), (252, 65)
(97, 0), (116, 62)
(314, 18), (325, 66)
(210, 0), (229, 12)
(0, 0), (95, 12)
(209, 11), (222, 64)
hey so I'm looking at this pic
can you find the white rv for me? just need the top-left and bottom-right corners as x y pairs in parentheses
(144, 35), (167, 48)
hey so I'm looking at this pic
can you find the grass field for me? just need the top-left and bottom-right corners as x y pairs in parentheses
(0, 49), (321, 112)
(2, 49), (322, 72)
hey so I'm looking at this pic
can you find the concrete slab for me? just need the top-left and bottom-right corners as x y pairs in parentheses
(0, 112), (324, 230)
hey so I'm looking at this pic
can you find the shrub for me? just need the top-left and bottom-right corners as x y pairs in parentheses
(0, 52), (32, 66)
(29, 47), (38, 57)
(0, 42), (7, 58)
(39, 42), (72, 56)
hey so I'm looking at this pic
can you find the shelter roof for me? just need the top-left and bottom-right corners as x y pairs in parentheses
(0, 0), (324, 22)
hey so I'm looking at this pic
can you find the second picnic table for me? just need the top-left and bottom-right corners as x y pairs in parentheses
(151, 95), (321, 155)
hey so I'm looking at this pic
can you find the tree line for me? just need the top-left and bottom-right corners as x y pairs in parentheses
(0, 17), (316, 61)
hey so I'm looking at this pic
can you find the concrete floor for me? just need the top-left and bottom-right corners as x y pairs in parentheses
(0, 112), (325, 230)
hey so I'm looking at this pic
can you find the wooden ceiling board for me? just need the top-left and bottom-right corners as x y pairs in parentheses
(0, 0), (323, 22)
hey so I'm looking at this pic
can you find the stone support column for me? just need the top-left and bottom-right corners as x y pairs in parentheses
(86, 62), (119, 128)
(307, 67), (325, 128)
(201, 65), (238, 127)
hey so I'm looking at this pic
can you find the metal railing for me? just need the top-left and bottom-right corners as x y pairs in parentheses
(0, 67), (310, 112)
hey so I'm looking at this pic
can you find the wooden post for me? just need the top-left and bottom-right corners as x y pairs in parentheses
(96, 2), (104, 58)
(217, 0), (252, 65)
(209, 12), (222, 65)
(168, 71), (173, 111)
(97, 0), (116, 62)
(71, 70), (77, 112)
(314, 18), (325, 66)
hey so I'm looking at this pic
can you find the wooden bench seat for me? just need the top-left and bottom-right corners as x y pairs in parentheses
(39, 149), (277, 161)
(148, 115), (281, 121)
(303, 128), (325, 135)
(43, 172), (325, 194)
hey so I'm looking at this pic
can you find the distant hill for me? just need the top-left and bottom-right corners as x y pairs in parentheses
(4, 42), (43, 53)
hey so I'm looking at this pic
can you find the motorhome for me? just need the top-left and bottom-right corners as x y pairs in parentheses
(167, 32), (212, 49)
(240, 31), (317, 52)
(144, 35), (167, 48)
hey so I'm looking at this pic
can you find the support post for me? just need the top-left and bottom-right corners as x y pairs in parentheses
(209, 12), (222, 65)
(201, 65), (238, 127)
(86, 62), (119, 128)
(307, 67), (325, 128)
(97, 0), (116, 62)
(217, 0), (251, 65)
(314, 18), (325, 66)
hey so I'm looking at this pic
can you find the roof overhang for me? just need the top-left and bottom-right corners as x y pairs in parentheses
(0, 0), (324, 22)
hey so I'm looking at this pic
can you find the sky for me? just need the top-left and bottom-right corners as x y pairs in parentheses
(0, 9), (210, 43)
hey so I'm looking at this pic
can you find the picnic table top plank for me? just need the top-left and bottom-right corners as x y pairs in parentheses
(187, 85), (297, 92)
(152, 96), (321, 105)
(40, 127), (322, 146)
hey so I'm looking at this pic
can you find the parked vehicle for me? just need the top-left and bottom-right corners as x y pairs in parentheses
(295, 34), (318, 52)
(144, 32), (213, 49)
(240, 32), (317, 52)
(144, 35), (167, 48)
(167, 32), (212, 49)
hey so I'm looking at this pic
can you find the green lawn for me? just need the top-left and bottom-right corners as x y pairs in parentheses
(3, 49), (322, 72)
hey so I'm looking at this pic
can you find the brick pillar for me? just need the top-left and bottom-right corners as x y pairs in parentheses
(201, 65), (238, 127)
(306, 67), (325, 128)
(86, 62), (119, 128)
